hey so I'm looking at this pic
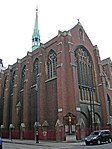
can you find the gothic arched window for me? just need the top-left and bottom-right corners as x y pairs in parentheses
(11, 71), (15, 93)
(32, 58), (39, 85)
(47, 50), (57, 79)
(4, 76), (7, 90)
(2, 76), (7, 100)
(20, 65), (26, 90)
(74, 46), (95, 101)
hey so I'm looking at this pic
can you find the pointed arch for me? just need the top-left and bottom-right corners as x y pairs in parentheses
(74, 46), (96, 101)
(32, 58), (39, 85)
(10, 71), (15, 93)
(4, 76), (7, 90)
(80, 118), (86, 129)
(94, 113), (101, 130)
(77, 117), (86, 139)
(20, 65), (26, 90)
(47, 49), (57, 79)
(47, 49), (57, 78)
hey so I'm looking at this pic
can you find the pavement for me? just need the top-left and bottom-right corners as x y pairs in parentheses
(3, 138), (85, 147)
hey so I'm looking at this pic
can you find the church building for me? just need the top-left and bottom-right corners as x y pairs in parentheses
(0, 9), (112, 141)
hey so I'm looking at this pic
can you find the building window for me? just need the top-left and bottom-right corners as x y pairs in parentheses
(20, 65), (26, 90)
(47, 50), (57, 79)
(32, 58), (39, 85)
(10, 71), (15, 93)
(74, 46), (95, 101)
(3, 76), (7, 90)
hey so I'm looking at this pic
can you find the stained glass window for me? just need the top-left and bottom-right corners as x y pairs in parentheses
(47, 50), (57, 79)
(74, 46), (95, 101)
(20, 65), (26, 90)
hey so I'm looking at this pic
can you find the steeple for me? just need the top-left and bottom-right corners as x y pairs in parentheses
(32, 8), (40, 51)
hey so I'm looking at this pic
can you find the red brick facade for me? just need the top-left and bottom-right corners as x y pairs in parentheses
(0, 22), (112, 140)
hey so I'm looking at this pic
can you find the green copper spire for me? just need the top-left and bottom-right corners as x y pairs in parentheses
(32, 8), (40, 51)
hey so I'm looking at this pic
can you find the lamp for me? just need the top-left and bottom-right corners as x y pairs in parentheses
(89, 83), (103, 132)
(20, 123), (25, 140)
(34, 121), (41, 143)
(9, 124), (14, 140)
(0, 125), (5, 137)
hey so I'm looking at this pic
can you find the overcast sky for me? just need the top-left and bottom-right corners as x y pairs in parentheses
(0, 0), (112, 68)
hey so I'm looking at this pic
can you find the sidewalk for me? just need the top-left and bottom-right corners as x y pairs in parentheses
(3, 138), (85, 147)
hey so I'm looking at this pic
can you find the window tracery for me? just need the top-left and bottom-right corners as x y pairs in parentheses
(11, 71), (15, 93)
(74, 47), (96, 101)
(32, 58), (39, 85)
(20, 65), (26, 90)
(47, 50), (57, 79)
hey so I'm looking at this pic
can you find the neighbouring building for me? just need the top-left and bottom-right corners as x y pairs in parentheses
(0, 9), (112, 141)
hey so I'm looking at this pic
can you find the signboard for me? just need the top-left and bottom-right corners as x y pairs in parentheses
(43, 131), (47, 136)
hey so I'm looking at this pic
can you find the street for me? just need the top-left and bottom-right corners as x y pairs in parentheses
(3, 142), (112, 149)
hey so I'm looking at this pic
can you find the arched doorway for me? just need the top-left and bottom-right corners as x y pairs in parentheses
(94, 113), (101, 130)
